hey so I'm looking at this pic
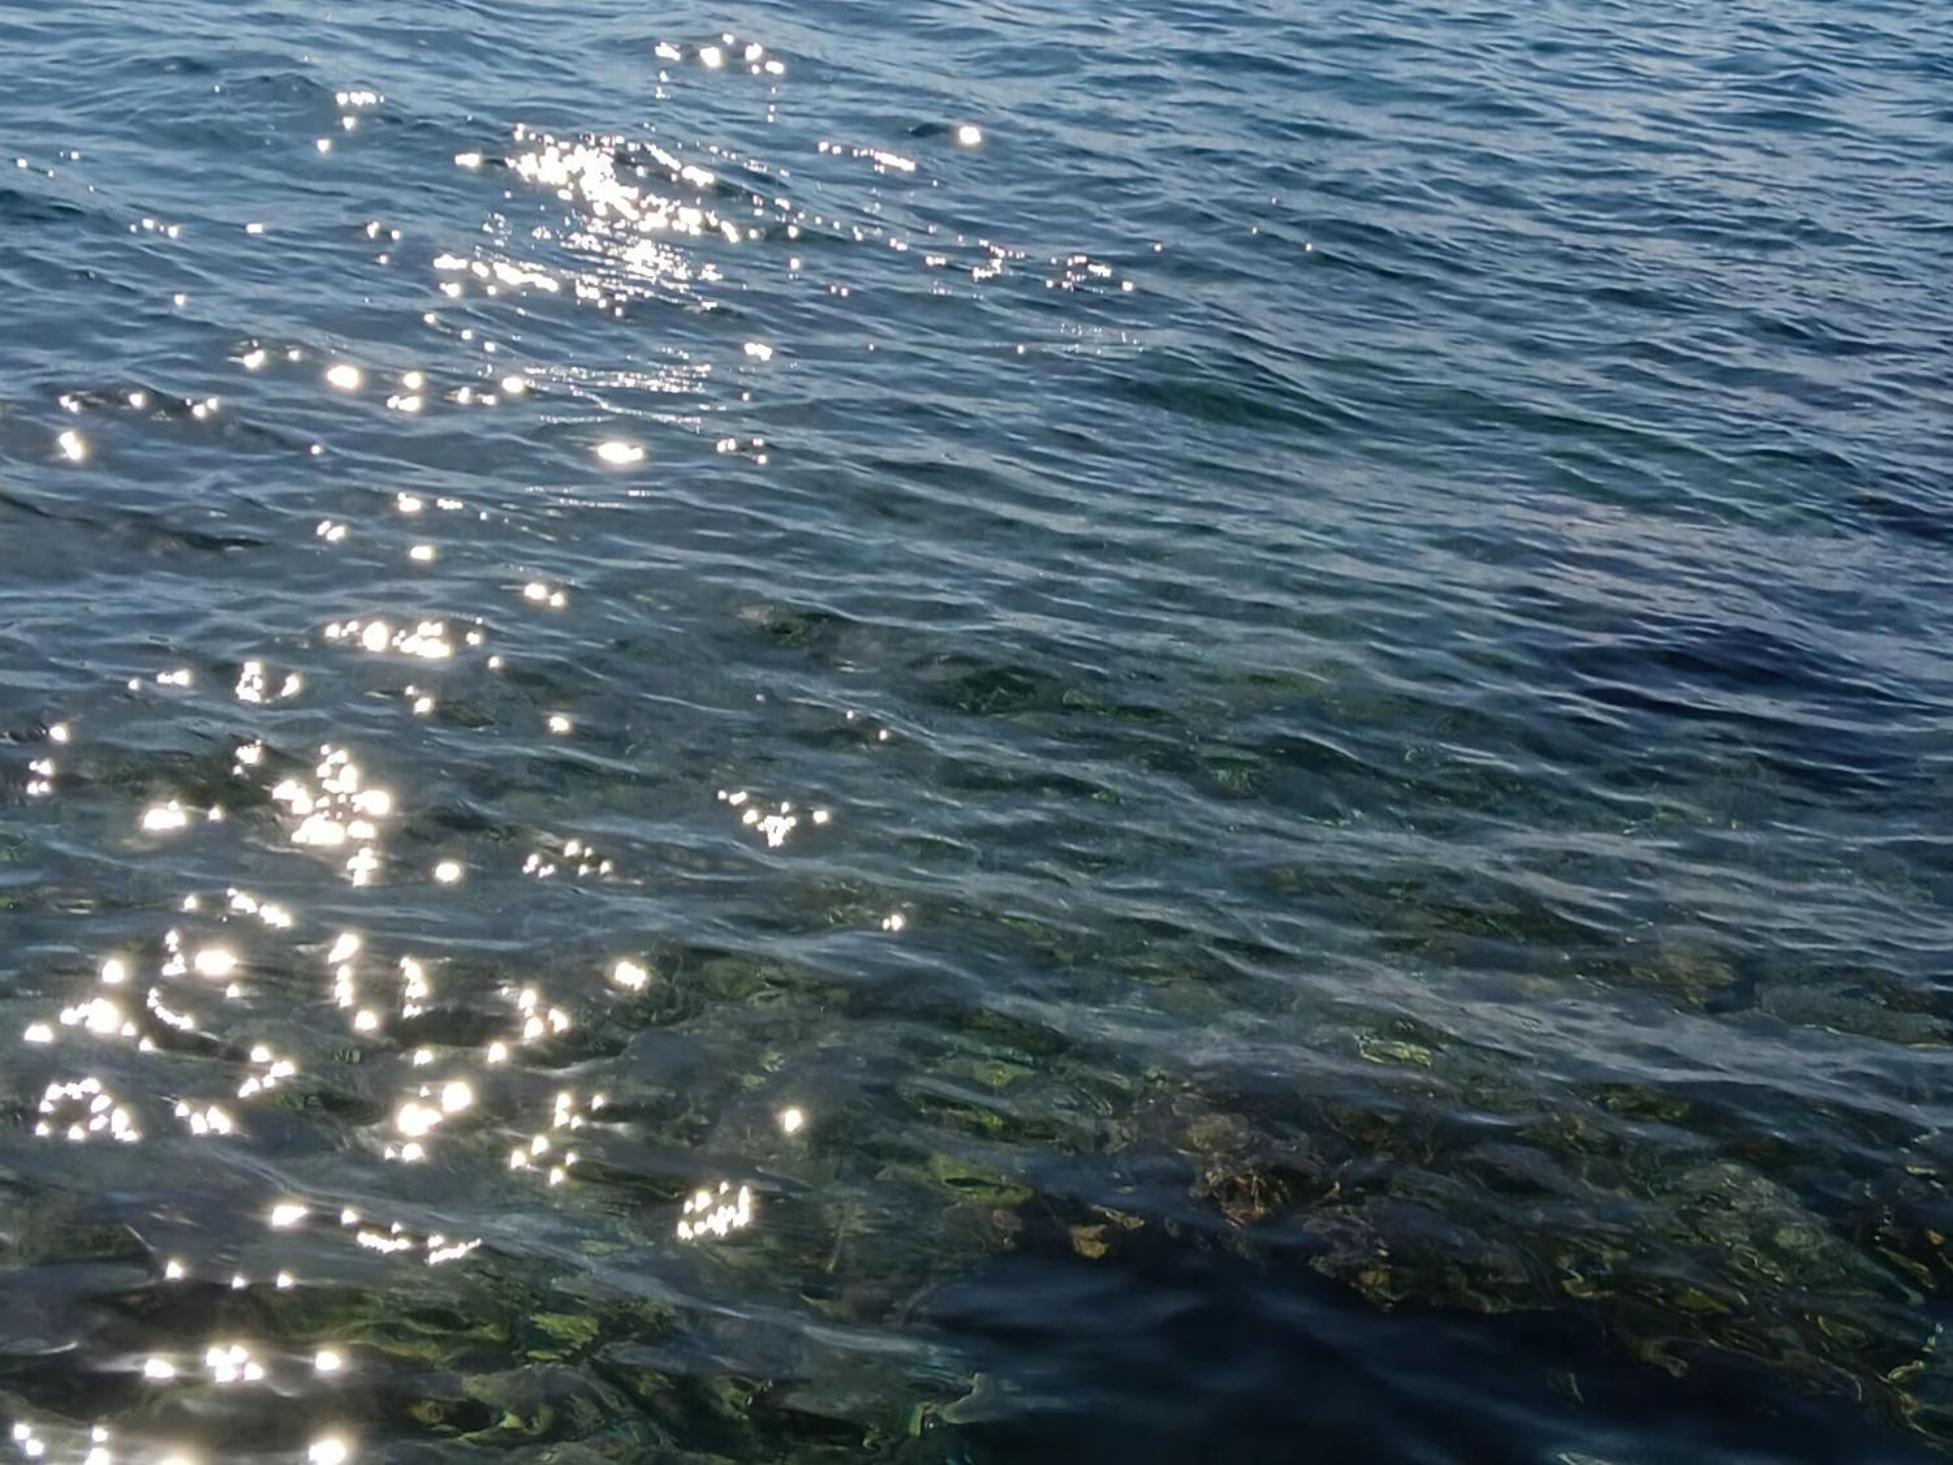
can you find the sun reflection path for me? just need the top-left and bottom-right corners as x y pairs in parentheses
(0, 33), (1056, 1457)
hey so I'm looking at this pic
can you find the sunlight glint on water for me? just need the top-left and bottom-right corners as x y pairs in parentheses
(2, 1), (1951, 1462)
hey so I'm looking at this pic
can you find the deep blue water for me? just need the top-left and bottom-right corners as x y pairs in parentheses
(2, 1), (1951, 1461)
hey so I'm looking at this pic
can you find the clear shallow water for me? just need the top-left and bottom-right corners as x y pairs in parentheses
(2, 0), (1950, 1460)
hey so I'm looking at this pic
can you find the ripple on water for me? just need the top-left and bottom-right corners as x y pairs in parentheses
(2, 0), (1953, 1462)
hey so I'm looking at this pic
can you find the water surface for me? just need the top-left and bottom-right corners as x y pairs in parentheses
(3, 0), (1951, 1461)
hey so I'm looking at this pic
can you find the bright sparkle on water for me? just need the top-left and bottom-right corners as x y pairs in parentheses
(677, 1182), (754, 1242)
(17, 4), (1944, 1462)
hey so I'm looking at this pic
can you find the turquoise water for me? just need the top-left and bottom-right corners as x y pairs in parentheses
(2, 1), (1951, 1460)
